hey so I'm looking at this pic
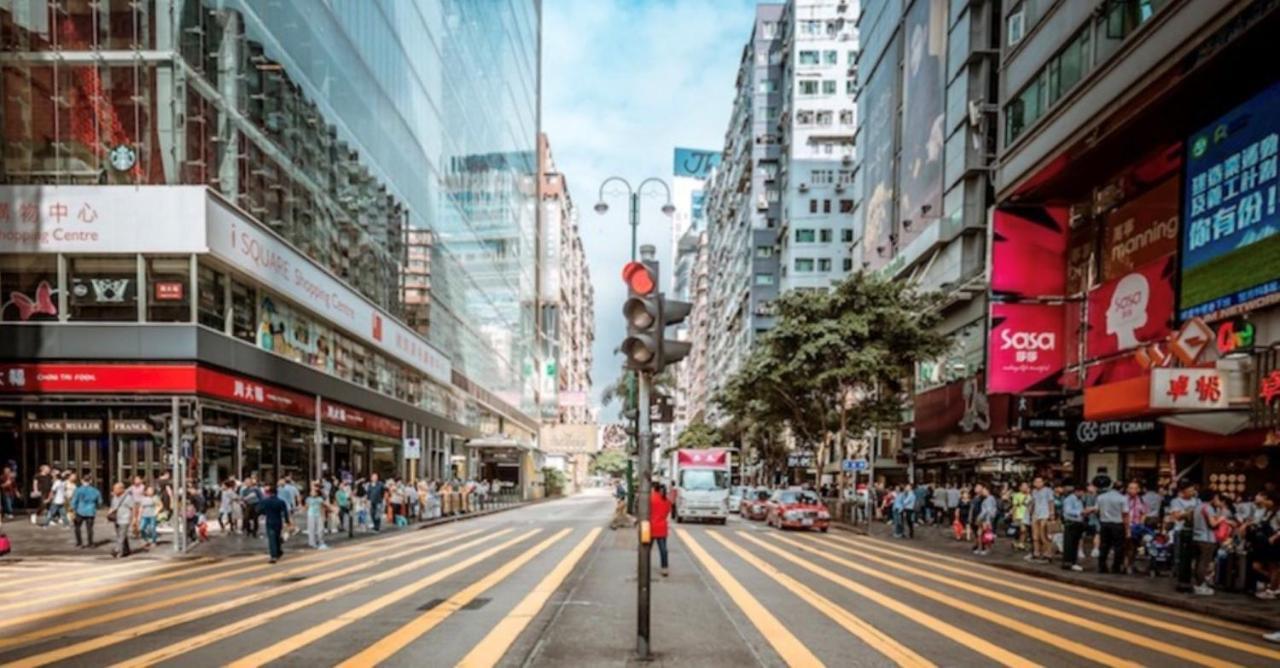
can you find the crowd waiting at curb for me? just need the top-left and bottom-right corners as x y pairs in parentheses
(866, 475), (1280, 601)
(0, 463), (511, 559)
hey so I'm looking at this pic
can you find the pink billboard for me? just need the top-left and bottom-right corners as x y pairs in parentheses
(1086, 254), (1175, 360)
(988, 303), (1067, 394)
(991, 206), (1069, 299)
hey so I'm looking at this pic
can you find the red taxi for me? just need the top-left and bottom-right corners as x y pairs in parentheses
(739, 488), (772, 521)
(765, 489), (830, 532)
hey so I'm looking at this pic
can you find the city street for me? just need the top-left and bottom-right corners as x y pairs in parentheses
(2, 491), (1278, 667)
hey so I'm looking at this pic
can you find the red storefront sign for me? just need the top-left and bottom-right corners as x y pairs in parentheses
(195, 367), (315, 418)
(988, 303), (1068, 393)
(153, 281), (185, 301)
(0, 363), (196, 393)
(320, 399), (401, 438)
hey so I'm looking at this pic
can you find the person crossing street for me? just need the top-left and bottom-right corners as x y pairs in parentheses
(259, 485), (290, 563)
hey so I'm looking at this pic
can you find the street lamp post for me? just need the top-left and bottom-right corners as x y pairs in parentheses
(594, 176), (673, 661)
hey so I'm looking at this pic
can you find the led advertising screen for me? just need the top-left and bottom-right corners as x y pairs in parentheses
(896, 0), (946, 248)
(991, 206), (1069, 299)
(988, 303), (1067, 394)
(1086, 254), (1176, 360)
(1180, 80), (1280, 320)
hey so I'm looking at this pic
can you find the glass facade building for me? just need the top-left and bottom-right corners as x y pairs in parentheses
(0, 1), (542, 496)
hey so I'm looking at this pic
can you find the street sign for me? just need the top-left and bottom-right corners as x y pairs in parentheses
(648, 398), (674, 424)
(404, 437), (422, 459)
(842, 458), (868, 472)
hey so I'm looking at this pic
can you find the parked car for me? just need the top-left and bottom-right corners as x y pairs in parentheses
(728, 486), (752, 513)
(740, 488), (772, 521)
(766, 489), (830, 532)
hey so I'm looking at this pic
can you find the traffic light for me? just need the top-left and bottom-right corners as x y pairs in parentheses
(620, 260), (692, 373)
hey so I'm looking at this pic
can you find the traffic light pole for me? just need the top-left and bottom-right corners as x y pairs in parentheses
(636, 369), (652, 660)
(171, 396), (185, 554)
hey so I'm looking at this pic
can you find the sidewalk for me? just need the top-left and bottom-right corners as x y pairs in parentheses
(0, 500), (531, 562)
(838, 516), (1280, 630)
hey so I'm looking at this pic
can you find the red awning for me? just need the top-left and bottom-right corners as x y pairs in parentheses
(1164, 425), (1272, 455)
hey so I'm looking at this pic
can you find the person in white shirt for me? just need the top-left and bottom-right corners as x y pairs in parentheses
(44, 474), (68, 527)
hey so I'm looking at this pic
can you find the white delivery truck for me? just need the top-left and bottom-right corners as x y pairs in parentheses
(671, 448), (731, 524)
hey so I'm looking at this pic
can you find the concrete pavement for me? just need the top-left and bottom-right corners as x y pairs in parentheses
(2, 492), (1278, 667)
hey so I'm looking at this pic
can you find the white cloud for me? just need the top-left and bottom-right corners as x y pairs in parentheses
(544, 0), (758, 420)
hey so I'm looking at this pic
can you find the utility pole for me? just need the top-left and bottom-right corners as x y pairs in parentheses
(635, 368), (652, 658)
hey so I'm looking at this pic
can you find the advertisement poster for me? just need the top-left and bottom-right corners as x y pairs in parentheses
(988, 303), (1067, 394)
(1101, 177), (1180, 281)
(896, 0), (946, 246)
(1086, 254), (1176, 359)
(1066, 222), (1096, 295)
(1180, 80), (1280, 319)
(859, 33), (902, 271)
(991, 206), (1069, 298)
(673, 148), (721, 179)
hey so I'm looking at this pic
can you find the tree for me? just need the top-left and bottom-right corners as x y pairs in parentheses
(676, 419), (722, 449)
(600, 369), (676, 408)
(716, 271), (950, 485)
(591, 449), (629, 477)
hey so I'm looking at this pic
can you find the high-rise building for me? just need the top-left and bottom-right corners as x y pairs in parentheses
(0, 1), (543, 498)
(537, 134), (594, 426)
(774, 0), (859, 293)
(671, 147), (719, 433)
(850, 0), (1000, 479)
(705, 4), (785, 420)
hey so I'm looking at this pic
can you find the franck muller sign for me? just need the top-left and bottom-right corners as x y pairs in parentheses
(1070, 419), (1163, 447)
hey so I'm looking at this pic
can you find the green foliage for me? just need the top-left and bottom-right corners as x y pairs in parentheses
(542, 467), (567, 497)
(591, 449), (630, 477)
(715, 271), (949, 479)
(677, 419), (722, 449)
(600, 369), (676, 408)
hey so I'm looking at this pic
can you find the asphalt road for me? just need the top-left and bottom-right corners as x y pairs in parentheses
(1, 490), (1277, 667)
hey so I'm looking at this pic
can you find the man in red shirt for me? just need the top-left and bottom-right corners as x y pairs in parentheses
(650, 482), (673, 577)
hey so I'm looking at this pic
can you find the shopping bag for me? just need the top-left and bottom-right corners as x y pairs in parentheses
(952, 519), (965, 540)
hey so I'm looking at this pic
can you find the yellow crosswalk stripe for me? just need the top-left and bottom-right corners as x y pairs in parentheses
(805, 534), (1240, 668)
(705, 531), (933, 668)
(110, 528), (521, 668)
(0, 527), (488, 666)
(339, 528), (573, 666)
(679, 529), (824, 668)
(227, 529), (542, 668)
(825, 532), (1280, 662)
(0, 558), (203, 601)
(455, 528), (602, 668)
(853, 532), (1264, 634)
(738, 532), (1045, 668)
(0, 558), (227, 615)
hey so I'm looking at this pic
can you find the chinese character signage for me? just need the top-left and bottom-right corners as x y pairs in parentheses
(0, 185), (206, 254)
(988, 303), (1067, 394)
(1102, 177), (1180, 281)
(673, 148), (721, 179)
(1180, 81), (1280, 320)
(1086, 254), (1175, 359)
(1150, 368), (1229, 410)
(991, 206), (1070, 299)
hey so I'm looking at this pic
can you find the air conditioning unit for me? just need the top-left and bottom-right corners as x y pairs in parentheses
(798, 183), (809, 192)
(835, 183), (846, 193)
(842, 154), (853, 166)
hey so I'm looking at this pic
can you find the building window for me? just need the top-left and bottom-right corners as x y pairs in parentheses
(800, 20), (822, 36)
(799, 50), (820, 65)
(837, 170), (853, 184)
(809, 200), (819, 214)
(766, 188), (781, 202)
(754, 273), (775, 286)
(816, 110), (833, 126)
(822, 80), (837, 95)
(1007, 5), (1025, 46)
(841, 229), (854, 243)
(761, 21), (778, 38)
(795, 229), (816, 243)
(230, 279), (256, 343)
(146, 257), (191, 323)
(757, 80), (777, 94)
(1005, 24), (1093, 143)
(823, 200), (832, 214)
(840, 199), (854, 213)
(0, 256), (58, 322)
(810, 169), (834, 184)
(824, 50), (839, 65)
(847, 50), (857, 65)
(818, 258), (832, 272)
(69, 256), (137, 322)
(756, 245), (774, 258)
(819, 229), (833, 243)
(795, 258), (815, 272)
(839, 109), (854, 125)
(843, 258), (854, 271)
(797, 110), (815, 125)
(799, 80), (819, 96)
(197, 262), (227, 331)
(846, 79), (857, 95)
(760, 162), (779, 179)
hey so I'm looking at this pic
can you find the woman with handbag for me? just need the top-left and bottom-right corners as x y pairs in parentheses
(1191, 491), (1233, 595)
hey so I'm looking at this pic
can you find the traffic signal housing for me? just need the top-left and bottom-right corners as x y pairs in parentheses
(620, 260), (692, 373)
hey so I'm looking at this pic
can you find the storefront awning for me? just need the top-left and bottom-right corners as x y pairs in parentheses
(1165, 424), (1274, 455)
(1159, 411), (1253, 437)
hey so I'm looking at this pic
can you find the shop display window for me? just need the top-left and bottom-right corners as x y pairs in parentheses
(230, 279), (255, 343)
(197, 262), (227, 331)
(0, 255), (58, 322)
(146, 256), (191, 322)
(68, 255), (137, 321)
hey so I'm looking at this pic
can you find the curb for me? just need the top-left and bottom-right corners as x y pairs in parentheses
(834, 521), (1275, 631)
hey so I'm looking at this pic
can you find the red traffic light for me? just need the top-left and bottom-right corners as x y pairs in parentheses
(622, 261), (655, 295)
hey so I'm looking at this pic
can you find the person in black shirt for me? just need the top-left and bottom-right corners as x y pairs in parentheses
(259, 485), (289, 563)
(367, 473), (386, 533)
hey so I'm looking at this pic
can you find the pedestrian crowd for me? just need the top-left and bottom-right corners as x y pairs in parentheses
(868, 475), (1280, 600)
(1, 463), (509, 561)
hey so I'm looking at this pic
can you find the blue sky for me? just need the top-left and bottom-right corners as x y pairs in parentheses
(543, 0), (759, 419)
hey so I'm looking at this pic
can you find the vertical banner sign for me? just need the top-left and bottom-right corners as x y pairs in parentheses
(991, 206), (1070, 298)
(672, 148), (722, 179)
(1086, 254), (1176, 359)
(988, 303), (1067, 394)
(896, 0), (946, 248)
(1180, 80), (1280, 320)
